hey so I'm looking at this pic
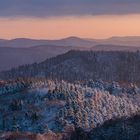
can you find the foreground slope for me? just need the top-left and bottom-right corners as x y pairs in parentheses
(0, 79), (140, 140)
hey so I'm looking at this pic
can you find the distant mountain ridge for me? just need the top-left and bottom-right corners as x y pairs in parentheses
(0, 36), (96, 48)
(1, 36), (140, 48)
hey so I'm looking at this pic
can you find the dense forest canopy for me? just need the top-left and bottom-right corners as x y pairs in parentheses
(1, 50), (140, 84)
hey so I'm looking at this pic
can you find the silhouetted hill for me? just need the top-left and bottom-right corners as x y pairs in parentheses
(71, 115), (140, 140)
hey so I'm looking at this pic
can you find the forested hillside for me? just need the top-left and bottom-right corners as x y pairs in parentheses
(1, 50), (140, 84)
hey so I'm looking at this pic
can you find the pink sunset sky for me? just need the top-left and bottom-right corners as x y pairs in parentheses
(0, 0), (140, 39)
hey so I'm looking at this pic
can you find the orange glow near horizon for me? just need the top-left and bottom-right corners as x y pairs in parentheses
(0, 14), (140, 39)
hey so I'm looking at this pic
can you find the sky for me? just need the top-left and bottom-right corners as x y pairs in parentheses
(0, 0), (140, 39)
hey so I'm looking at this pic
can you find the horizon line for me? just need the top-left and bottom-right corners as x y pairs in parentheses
(1, 35), (140, 41)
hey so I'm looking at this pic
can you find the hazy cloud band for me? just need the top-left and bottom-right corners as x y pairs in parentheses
(0, 0), (140, 17)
